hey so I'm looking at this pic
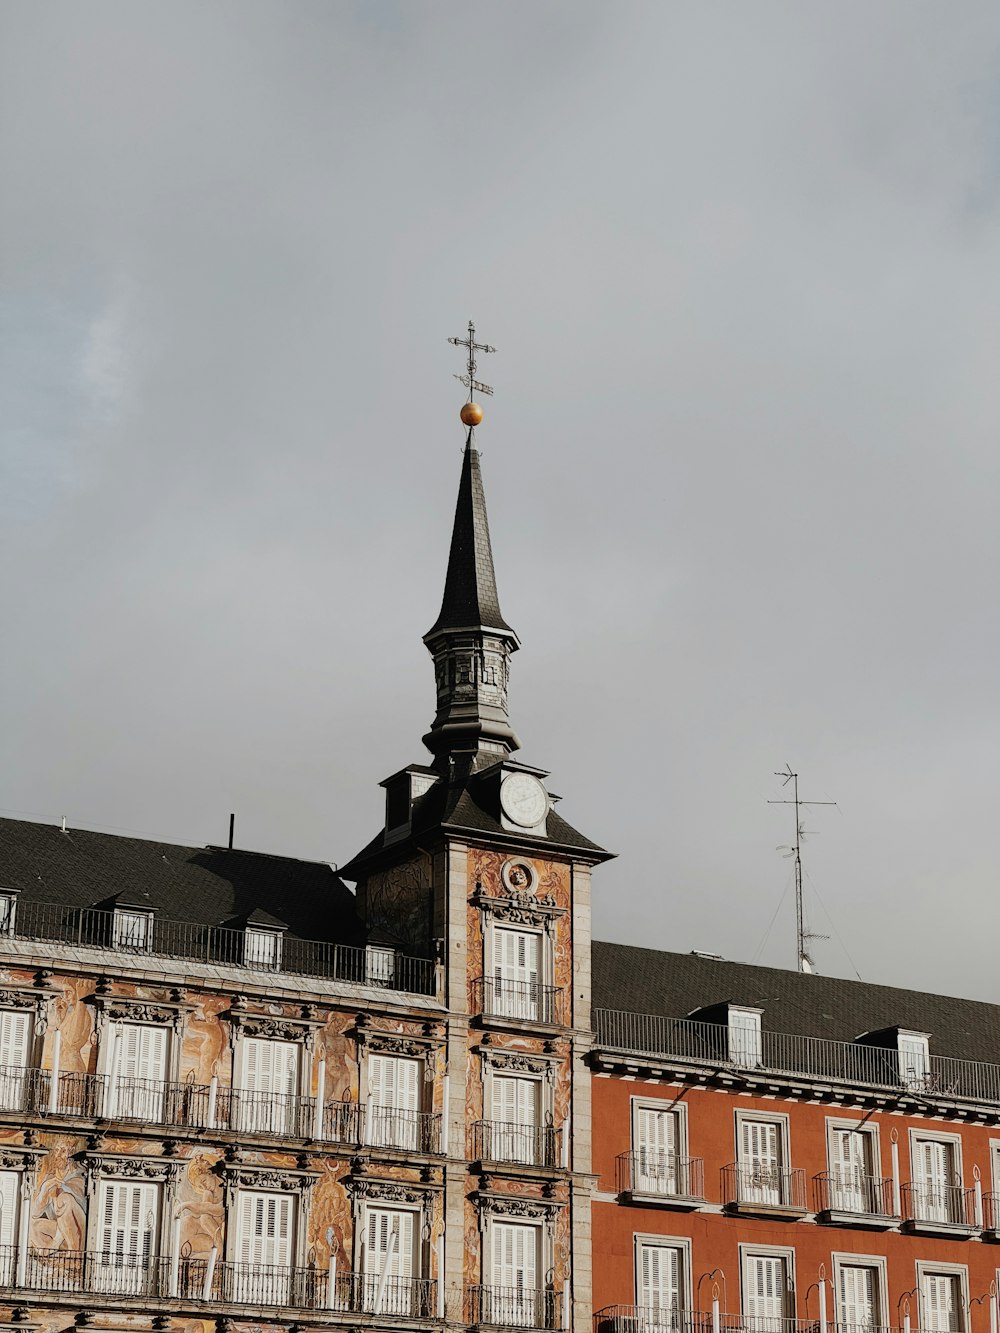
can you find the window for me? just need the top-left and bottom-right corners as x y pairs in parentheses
(366, 1053), (421, 1150)
(103, 1023), (168, 1122)
(742, 1251), (792, 1333)
(826, 1123), (880, 1215)
(362, 1205), (417, 1315)
(232, 1191), (295, 1305)
(366, 946), (395, 986)
(492, 927), (542, 1021)
(636, 1239), (687, 1330)
(0, 1170), (21, 1286)
(835, 1259), (885, 1333)
(112, 908), (152, 952)
(235, 1037), (301, 1137)
(490, 1073), (541, 1165)
(244, 928), (282, 970)
(919, 1269), (966, 1333)
(489, 1219), (541, 1327)
(0, 1010), (31, 1112)
(0, 894), (16, 935)
(729, 1007), (763, 1068)
(898, 1032), (931, 1090)
(92, 1179), (160, 1295)
(737, 1116), (788, 1206)
(912, 1135), (962, 1224)
(632, 1102), (685, 1196)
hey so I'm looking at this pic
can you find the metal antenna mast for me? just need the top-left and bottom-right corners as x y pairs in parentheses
(768, 765), (836, 973)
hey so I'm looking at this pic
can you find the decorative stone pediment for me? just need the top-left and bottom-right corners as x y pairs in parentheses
(477, 1192), (561, 1220)
(0, 1146), (45, 1173)
(355, 1015), (445, 1057)
(480, 1047), (551, 1075)
(84, 1153), (180, 1186)
(472, 888), (564, 928)
(0, 989), (47, 1013)
(222, 1163), (319, 1194)
(347, 1177), (426, 1205)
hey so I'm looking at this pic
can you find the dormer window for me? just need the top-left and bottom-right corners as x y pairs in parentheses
(112, 907), (153, 953)
(728, 1007), (763, 1069)
(366, 945), (395, 987)
(898, 1031), (931, 1090)
(244, 926), (282, 970)
(0, 892), (17, 936)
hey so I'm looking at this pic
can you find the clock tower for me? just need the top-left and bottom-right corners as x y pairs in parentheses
(340, 336), (611, 1333)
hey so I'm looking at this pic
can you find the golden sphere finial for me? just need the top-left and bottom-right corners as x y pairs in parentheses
(460, 401), (484, 428)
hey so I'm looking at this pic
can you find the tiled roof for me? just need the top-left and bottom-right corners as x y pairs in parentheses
(592, 942), (1000, 1064)
(0, 817), (362, 944)
(424, 441), (515, 639)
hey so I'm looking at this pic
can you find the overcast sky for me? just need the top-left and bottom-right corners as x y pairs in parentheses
(2, 3), (998, 1003)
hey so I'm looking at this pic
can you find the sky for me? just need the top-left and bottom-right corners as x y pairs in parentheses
(1, 2), (998, 1003)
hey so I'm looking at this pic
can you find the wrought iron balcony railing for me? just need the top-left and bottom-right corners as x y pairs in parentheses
(616, 1151), (704, 1200)
(0, 899), (436, 995)
(983, 1191), (999, 1232)
(471, 1119), (561, 1168)
(0, 1247), (436, 1316)
(593, 1009), (1000, 1106)
(466, 1284), (562, 1329)
(0, 1065), (440, 1151)
(473, 977), (566, 1026)
(722, 1163), (807, 1212)
(595, 1309), (909, 1333)
(901, 1181), (977, 1229)
(813, 1171), (897, 1218)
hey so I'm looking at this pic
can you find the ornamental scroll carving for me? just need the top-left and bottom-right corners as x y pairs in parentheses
(361, 1031), (441, 1059)
(347, 1178), (425, 1205)
(481, 1049), (550, 1075)
(473, 892), (563, 929)
(85, 1155), (180, 1185)
(478, 1194), (558, 1221)
(223, 1166), (318, 1194)
(0, 990), (46, 1013)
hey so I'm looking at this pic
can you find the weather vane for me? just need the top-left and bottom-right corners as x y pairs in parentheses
(448, 319), (495, 429)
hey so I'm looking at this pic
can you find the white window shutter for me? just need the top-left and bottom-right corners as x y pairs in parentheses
(744, 1254), (787, 1324)
(96, 1180), (159, 1260)
(0, 1012), (29, 1069)
(236, 1191), (294, 1267)
(0, 1171), (19, 1249)
(492, 1221), (537, 1290)
(923, 1274), (961, 1333)
(839, 1265), (877, 1328)
(638, 1242), (680, 1315)
(365, 1206), (414, 1278)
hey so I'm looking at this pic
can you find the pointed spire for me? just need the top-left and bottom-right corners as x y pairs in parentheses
(425, 434), (514, 639)
(422, 432), (520, 767)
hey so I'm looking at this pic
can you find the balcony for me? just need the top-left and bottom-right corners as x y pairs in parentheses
(0, 1247), (436, 1317)
(615, 1152), (705, 1207)
(722, 1163), (807, 1217)
(595, 1310), (906, 1333)
(471, 1119), (561, 1169)
(813, 1171), (897, 1227)
(466, 1284), (562, 1329)
(473, 978), (566, 1027)
(0, 1066), (440, 1152)
(901, 1181), (978, 1237)
(0, 899), (437, 996)
(984, 1191), (999, 1238)
(593, 1009), (1000, 1107)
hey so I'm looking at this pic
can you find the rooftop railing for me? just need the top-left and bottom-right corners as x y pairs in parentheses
(593, 1009), (1000, 1106)
(1, 900), (436, 995)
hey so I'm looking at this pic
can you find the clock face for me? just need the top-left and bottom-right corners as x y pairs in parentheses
(500, 773), (548, 828)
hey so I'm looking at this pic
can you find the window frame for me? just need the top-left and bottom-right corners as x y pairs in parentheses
(112, 907), (154, 953)
(243, 927), (283, 970)
(738, 1243), (796, 1324)
(363, 1049), (424, 1150)
(831, 1251), (888, 1331)
(824, 1116), (883, 1213)
(728, 1006), (763, 1068)
(99, 1019), (172, 1122)
(735, 1109), (792, 1203)
(915, 1260), (969, 1333)
(633, 1232), (693, 1318)
(0, 892), (17, 936)
(897, 1031), (932, 1090)
(630, 1096), (689, 1198)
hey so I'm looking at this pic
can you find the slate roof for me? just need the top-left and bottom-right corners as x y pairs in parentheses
(0, 817), (363, 945)
(592, 942), (1000, 1065)
(424, 441), (515, 640)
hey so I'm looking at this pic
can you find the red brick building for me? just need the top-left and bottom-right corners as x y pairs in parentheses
(589, 946), (999, 1333)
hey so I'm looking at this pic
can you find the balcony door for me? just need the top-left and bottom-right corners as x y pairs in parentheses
(105, 1023), (167, 1122)
(0, 1010), (30, 1112)
(492, 928), (541, 1021)
(491, 1074), (539, 1165)
(93, 1179), (160, 1295)
(837, 1264), (880, 1333)
(634, 1105), (678, 1196)
(491, 1220), (540, 1328)
(830, 1128), (873, 1214)
(740, 1120), (783, 1206)
(914, 1139), (955, 1223)
(637, 1241), (682, 1330)
(921, 1273), (963, 1333)
(236, 1037), (300, 1136)
(366, 1054), (420, 1150)
(743, 1253), (789, 1333)
(363, 1206), (415, 1315)
(233, 1191), (294, 1305)
(0, 1170), (20, 1287)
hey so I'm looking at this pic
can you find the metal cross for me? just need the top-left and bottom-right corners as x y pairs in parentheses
(448, 319), (495, 397)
